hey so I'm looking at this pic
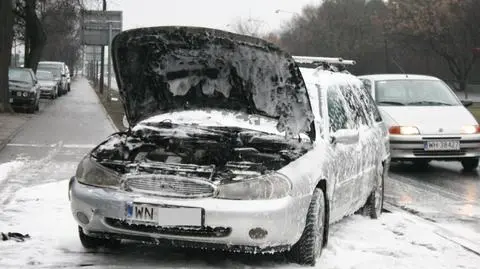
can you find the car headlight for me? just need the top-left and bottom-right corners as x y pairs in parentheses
(216, 172), (292, 200)
(75, 156), (121, 188)
(22, 92), (29, 97)
(389, 126), (420, 135)
(461, 125), (480, 134)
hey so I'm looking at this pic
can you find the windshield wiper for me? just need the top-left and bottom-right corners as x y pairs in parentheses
(407, 101), (453, 106)
(377, 101), (406, 106)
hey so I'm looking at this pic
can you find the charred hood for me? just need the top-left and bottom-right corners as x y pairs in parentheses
(111, 26), (315, 139)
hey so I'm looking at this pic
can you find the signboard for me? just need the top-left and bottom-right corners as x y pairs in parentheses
(81, 10), (123, 46)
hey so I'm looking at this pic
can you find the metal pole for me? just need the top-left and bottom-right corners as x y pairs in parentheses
(99, 0), (107, 94)
(107, 22), (112, 103)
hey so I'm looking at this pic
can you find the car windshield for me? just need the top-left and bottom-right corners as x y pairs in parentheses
(374, 79), (461, 106)
(36, 71), (54, 80)
(38, 67), (61, 78)
(8, 69), (32, 84)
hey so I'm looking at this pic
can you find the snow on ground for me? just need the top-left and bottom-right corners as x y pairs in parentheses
(0, 179), (479, 269)
(0, 161), (25, 185)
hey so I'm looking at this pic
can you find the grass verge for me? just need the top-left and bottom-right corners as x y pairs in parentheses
(90, 81), (126, 132)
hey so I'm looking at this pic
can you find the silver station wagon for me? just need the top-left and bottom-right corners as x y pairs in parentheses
(69, 27), (390, 266)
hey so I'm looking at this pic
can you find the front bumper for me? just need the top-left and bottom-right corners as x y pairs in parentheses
(9, 96), (36, 108)
(69, 178), (311, 253)
(389, 134), (480, 160)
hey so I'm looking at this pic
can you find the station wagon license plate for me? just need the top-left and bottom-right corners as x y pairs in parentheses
(424, 140), (460, 151)
(126, 203), (203, 226)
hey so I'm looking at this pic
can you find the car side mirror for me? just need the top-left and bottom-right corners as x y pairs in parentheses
(330, 129), (359, 145)
(461, 100), (473, 107)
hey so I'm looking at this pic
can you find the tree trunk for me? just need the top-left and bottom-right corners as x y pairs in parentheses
(24, 0), (46, 72)
(460, 79), (468, 100)
(0, 0), (15, 113)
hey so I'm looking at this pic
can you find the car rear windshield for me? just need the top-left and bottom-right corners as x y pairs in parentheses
(36, 71), (54, 80)
(8, 69), (32, 84)
(374, 79), (461, 106)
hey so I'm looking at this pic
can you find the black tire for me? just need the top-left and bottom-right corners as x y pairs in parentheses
(461, 158), (479, 172)
(361, 165), (384, 219)
(35, 102), (39, 111)
(68, 84), (71, 91)
(288, 188), (326, 266)
(78, 226), (120, 249)
(27, 106), (35, 114)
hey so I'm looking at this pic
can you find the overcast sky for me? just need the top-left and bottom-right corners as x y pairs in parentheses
(106, 0), (320, 33)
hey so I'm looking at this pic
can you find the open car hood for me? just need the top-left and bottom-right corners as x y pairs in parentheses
(111, 26), (315, 139)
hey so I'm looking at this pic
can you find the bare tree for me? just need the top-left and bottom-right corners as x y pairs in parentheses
(229, 17), (268, 38)
(0, 0), (15, 113)
(387, 0), (480, 95)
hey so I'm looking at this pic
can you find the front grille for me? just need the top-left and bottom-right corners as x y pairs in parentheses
(105, 218), (231, 238)
(413, 149), (466, 156)
(124, 174), (216, 198)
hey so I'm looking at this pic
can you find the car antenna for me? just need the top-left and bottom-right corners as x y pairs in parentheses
(392, 56), (408, 78)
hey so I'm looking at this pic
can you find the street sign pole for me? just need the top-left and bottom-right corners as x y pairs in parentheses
(107, 22), (112, 103)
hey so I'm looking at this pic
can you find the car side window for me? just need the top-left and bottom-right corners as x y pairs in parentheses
(358, 85), (383, 123)
(338, 85), (368, 129)
(327, 86), (351, 133)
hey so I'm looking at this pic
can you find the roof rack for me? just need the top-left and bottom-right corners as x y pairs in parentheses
(293, 56), (356, 66)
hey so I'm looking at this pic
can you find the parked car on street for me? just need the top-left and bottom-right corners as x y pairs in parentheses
(36, 70), (59, 99)
(358, 74), (480, 171)
(68, 27), (390, 266)
(37, 61), (70, 95)
(8, 67), (41, 113)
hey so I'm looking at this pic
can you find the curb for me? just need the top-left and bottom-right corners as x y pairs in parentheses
(0, 115), (31, 153)
(88, 80), (119, 132)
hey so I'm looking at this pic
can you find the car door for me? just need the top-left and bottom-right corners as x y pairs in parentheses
(325, 84), (362, 222)
(338, 83), (376, 210)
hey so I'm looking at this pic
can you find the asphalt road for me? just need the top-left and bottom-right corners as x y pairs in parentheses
(386, 160), (480, 251)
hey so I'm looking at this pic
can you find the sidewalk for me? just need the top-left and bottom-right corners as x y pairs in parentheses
(0, 113), (31, 152)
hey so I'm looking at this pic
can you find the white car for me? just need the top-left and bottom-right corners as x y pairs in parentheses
(69, 27), (390, 266)
(359, 74), (480, 171)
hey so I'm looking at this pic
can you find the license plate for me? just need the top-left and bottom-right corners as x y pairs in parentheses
(126, 203), (203, 226)
(424, 140), (460, 151)
(9, 98), (13, 103)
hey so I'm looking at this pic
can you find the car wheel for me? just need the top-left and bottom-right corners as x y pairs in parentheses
(361, 165), (384, 219)
(35, 102), (40, 111)
(287, 188), (326, 266)
(78, 226), (120, 249)
(461, 158), (479, 172)
(27, 106), (35, 114)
